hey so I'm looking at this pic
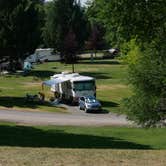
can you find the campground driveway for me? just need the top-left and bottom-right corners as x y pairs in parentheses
(0, 105), (132, 126)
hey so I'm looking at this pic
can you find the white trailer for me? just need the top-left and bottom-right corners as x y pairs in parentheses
(25, 48), (60, 63)
(43, 72), (96, 103)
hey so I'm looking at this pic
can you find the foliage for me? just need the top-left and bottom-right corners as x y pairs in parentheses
(43, 0), (88, 63)
(125, 39), (166, 127)
(0, 0), (44, 61)
(42, 1), (56, 48)
(64, 29), (78, 64)
(86, 0), (166, 46)
(87, 0), (166, 126)
(121, 38), (140, 64)
(86, 1), (108, 48)
(85, 23), (106, 52)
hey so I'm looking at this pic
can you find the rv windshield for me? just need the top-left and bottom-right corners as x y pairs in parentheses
(74, 81), (95, 91)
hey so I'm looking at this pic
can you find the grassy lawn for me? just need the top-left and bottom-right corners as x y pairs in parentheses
(0, 59), (131, 113)
(0, 123), (166, 149)
(0, 123), (165, 165)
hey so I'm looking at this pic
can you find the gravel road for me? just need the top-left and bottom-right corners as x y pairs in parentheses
(0, 105), (133, 126)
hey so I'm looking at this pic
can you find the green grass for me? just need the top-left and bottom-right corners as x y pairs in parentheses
(0, 60), (165, 165)
(0, 123), (166, 149)
(0, 123), (165, 165)
(0, 59), (131, 113)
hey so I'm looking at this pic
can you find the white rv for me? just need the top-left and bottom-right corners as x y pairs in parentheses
(43, 72), (96, 103)
(25, 48), (60, 63)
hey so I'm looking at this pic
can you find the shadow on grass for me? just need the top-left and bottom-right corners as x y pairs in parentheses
(52, 67), (57, 69)
(87, 109), (109, 114)
(0, 96), (52, 109)
(80, 72), (111, 80)
(0, 125), (152, 149)
(89, 101), (119, 114)
(78, 60), (120, 65)
(2, 70), (56, 80)
(101, 101), (119, 108)
(26, 70), (55, 80)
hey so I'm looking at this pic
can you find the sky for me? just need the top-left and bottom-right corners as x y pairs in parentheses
(45, 0), (88, 6)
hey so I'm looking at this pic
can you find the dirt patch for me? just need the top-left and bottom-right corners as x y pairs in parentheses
(98, 84), (128, 90)
(78, 68), (99, 72)
(22, 82), (41, 88)
(0, 105), (68, 114)
(0, 148), (165, 166)
(0, 87), (14, 90)
(0, 106), (42, 112)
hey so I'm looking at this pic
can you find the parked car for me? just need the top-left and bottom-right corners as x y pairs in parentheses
(24, 48), (61, 63)
(102, 48), (120, 59)
(79, 96), (102, 113)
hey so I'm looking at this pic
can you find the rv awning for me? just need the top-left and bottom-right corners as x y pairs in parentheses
(43, 79), (61, 87)
(42, 78), (68, 87)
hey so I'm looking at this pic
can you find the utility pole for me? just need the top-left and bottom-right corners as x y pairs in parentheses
(72, 54), (75, 73)
(72, 63), (75, 73)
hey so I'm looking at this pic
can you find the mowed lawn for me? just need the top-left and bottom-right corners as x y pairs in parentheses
(0, 59), (131, 113)
(0, 63), (165, 166)
(0, 123), (165, 165)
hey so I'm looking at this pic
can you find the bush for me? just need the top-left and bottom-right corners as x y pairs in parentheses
(124, 39), (166, 127)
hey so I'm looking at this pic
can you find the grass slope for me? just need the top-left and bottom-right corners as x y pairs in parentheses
(0, 123), (165, 149)
(0, 123), (166, 165)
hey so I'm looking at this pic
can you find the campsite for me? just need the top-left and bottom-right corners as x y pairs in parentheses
(0, 58), (130, 113)
(0, 0), (166, 165)
(0, 57), (166, 165)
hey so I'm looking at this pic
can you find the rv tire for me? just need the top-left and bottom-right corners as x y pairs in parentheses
(85, 108), (89, 113)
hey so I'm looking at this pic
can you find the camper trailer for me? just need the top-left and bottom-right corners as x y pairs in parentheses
(43, 72), (96, 103)
(25, 48), (60, 63)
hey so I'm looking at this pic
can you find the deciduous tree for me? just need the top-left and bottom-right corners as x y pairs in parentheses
(87, 0), (166, 126)
(43, 0), (88, 63)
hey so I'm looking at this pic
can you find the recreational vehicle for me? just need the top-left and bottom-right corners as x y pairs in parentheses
(43, 72), (96, 103)
(25, 48), (60, 63)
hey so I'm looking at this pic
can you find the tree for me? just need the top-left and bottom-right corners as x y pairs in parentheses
(86, 0), (166, 46)
(43, 0), (88, 63)
(64, 29), (78, 72)
(85, 23), (106, 58)
(0, 0), (44, 64)
(87, 0), (166, 126)
(125, 37), (166, 127)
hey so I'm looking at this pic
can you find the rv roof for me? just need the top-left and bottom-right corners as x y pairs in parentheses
(51, 73), (94, 82)
(36, 48), (53, 51)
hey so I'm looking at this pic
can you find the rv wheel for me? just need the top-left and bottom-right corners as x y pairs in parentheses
(85, 108), (89, 113)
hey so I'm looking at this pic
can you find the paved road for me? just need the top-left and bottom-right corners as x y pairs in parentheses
(0, 106), (133, 126)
